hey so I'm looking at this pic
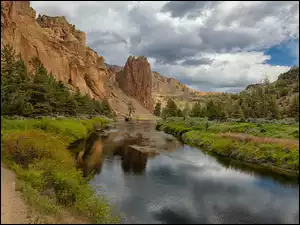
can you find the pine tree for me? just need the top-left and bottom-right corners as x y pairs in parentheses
(128, 100), (135, 117)
(190, 102), (202, 117)
(268, 95), (280, 119)
(205, 99), (219, 120)
(162, 98), (179, 118)
(182, 102), (191, 117)
(154, 101), (162, 116)
(287, 95), (299, 120)
(1, 44), (18, 86)
(1, 44), (112, 117)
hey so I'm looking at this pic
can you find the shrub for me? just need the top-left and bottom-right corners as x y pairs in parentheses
(2, 129), (118, 223)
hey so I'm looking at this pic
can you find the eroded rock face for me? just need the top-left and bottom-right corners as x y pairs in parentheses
(1, 1), (107, 99)
(117, 56), (154, 111)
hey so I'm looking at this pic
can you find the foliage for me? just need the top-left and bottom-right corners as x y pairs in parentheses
(1, 44), (112, 118)
(182, 102), (191, 118)
(190, 102), (204, 117)
(157, 118), (299, 177)
(127, 100), (135, 117)
(153, 101), (161, 116)
(161, 98), (183, 119)
(181, 131), (298, 173)
(2, 118), (118, 223)
(1, 116), (109, 143)
(162, 67), (299, 121)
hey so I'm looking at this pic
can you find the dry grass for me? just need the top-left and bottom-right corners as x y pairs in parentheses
(218, 132), (299, 150)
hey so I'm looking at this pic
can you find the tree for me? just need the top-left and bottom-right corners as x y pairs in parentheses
(263, 76), (270, 85)
(205, 99), (220, 120)
(1, 44), (18, 86)
(232, 105), (245, 121)
(267, 95), (280, 120)
(161, 98), (179, 118)
(287, 95), (299, 120)
(1, 44), (112, 117)
(190, 102), (203, 117)
(182, 102), (191, 118)
(153, 101), (162, 116)
(128, 100), (135, 117)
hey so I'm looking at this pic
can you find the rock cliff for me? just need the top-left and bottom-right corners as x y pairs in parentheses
(1, 0), (107, 99)
(116, 56), (154, 111)
(1, 1), (213, 117)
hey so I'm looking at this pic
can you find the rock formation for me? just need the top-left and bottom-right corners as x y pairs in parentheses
(1, 1), (107, 99)
(116, 56), (154, 111)
(1, 1), (214, 117)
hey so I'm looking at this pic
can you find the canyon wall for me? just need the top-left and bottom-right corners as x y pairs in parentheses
(1, 0), (107, 99)
(116, 56), (154, 111)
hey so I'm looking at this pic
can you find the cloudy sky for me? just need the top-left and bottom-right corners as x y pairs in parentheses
(31, 1), (299, 92)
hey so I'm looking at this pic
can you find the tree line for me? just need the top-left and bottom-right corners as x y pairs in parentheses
(154, 69), (299, 121)
(1, 44), (112, 117)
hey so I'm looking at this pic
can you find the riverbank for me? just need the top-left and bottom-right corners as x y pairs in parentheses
(156, 118), (299, 178)
(1, 116), (119, 224)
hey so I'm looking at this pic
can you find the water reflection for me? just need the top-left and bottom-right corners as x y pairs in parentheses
(115, 146), (148, 175)
(70, 121), (299, 224)
(70, 130), (153, 177)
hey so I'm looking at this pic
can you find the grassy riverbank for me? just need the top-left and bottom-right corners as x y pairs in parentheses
(156, 117), (299, 178)
(1, 116), (119, 224)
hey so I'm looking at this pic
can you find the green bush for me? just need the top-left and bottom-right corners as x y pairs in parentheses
(159, 119), (299, 176)
(2, 130), (118, 223)
(1, 44), (112, 118)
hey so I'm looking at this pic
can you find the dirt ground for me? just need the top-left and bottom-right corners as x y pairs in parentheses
(1, 164), (34, 224)
(1, 164), (89, 224)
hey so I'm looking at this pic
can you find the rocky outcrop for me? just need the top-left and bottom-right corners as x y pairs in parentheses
(116, 56), (154, 111)
(1, 1), (214, 117)
(1, 1), (107, 99)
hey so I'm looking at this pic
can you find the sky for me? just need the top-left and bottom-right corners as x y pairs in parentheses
(30, 1), (299, 93)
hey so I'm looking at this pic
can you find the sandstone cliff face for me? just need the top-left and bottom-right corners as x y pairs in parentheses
(1, 1), (107, 99)
(1, 1), (212, 118)
(116, 56), (154, 111)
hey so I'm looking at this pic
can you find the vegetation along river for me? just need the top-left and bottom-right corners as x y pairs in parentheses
(71, 121), (299, 224)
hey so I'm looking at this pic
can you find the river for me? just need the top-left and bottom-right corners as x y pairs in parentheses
(73, 121), (299, 224)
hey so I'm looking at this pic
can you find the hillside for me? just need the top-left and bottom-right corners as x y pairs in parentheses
(244, 66), (299, 114)
(105, 64), (216, 109)
(0, 1), (211, 118)
(170, 67), (299, 120)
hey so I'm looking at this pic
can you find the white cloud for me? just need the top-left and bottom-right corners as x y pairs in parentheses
(30, 1), (299, 92)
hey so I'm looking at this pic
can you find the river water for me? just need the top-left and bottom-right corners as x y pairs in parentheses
(75, 121), (299, 224)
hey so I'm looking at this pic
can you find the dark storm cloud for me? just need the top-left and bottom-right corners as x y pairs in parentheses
(160, 1), (216, 19)
(88, 30), (128, 48)
(128, 5), (203, 64)
(30, 1), (298, 91)
(199, 27), (258, 52)
(207, 1), (297, 28)
(181, 76), (252, 88)
(180, 58), (214, 66)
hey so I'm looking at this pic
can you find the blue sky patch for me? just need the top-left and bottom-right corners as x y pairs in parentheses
(265, 40), (299, 67)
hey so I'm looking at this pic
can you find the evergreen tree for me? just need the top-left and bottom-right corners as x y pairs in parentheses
(182, 102), (191, 117)
(205, 100), (219, 120)
(1, 44), (112, 117)
(153, 101), (162, 116)
(267, 95), (280, 119)
(190, 102), (203, 117)
(128, 100), (135, 117)
(162, 98), (179, 118)
(287, 95), (299, 120)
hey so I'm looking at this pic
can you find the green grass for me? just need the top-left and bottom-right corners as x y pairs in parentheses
(1, 117), (119, 224)
(157, 118), (299, 177)
(1, 116), (109, 142)
(158, 117), (299, 139)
